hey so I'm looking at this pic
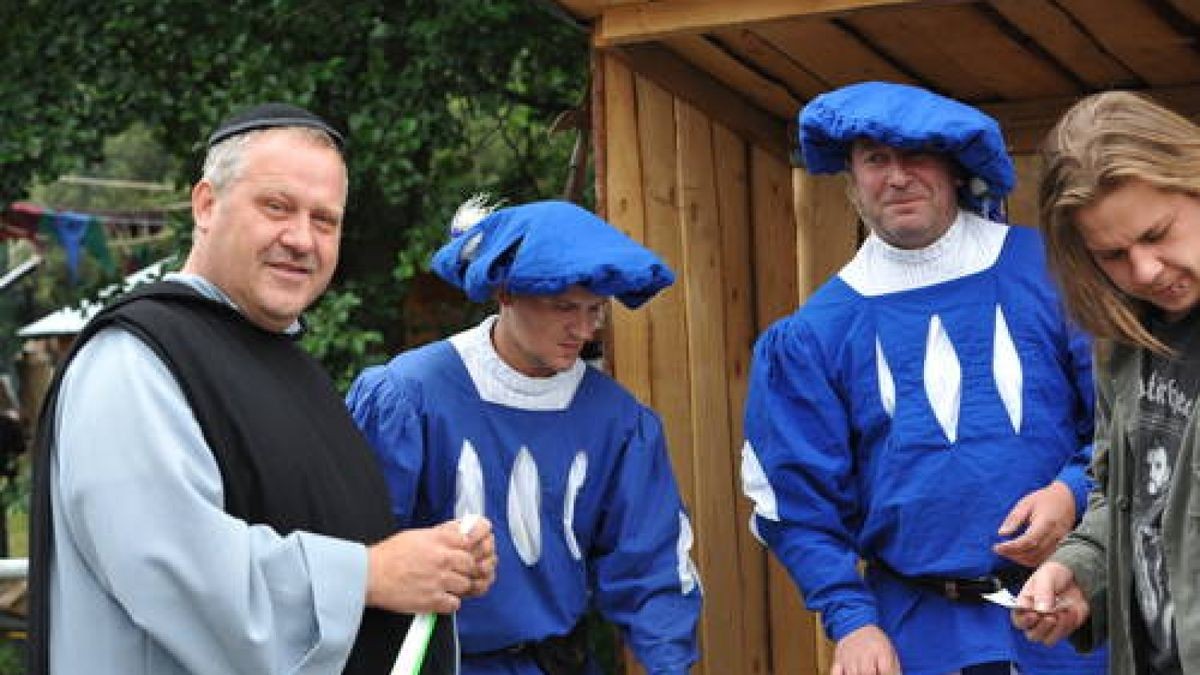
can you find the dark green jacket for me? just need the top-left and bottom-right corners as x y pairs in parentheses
(1054, 343), (1200, 674)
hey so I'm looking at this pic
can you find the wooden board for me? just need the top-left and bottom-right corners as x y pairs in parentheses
(676, 97), (740, 675)
(846, 3), (1078, 100)
(794, 171), (860, 296)
(631, 74), (698, 525)
(663, 34), (800, 119)
(712, 120), (772, 675)
(756, 18), (915, 90)
(615, 44), (791, 161)
(600, 54), (654, 402)
(592, 0), (959, 47)
(711, 26), (829, 103)
(750, 145), (800, 327)
(1058, 0), (1200, 86)
(990, 0), (1138, 89)
(1007, 153), (1042, 228)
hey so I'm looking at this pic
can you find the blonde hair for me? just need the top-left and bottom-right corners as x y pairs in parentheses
(1039, 91), (1200, 353)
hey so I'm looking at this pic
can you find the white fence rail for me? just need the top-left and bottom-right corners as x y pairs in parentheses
(0, 559), (27, 580)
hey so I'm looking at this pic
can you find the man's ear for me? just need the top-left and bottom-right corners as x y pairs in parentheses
(495, 288), (513, 308)
(191, 180), (216, 232)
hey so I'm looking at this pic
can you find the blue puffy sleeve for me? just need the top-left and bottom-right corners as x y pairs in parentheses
(1055, 321), (1097, 519)
(345, 365), (423, 527)
(591, 406), (702, 675)
(741, 316), (878, 641)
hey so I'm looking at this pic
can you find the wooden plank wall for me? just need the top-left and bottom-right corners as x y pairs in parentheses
(1008, 154), (1042, 228)
(595, 49), (860, 675)
(601, 50), (763, 675)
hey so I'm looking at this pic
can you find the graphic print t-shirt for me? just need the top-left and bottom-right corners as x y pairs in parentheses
(1132, 312), (1200, 675)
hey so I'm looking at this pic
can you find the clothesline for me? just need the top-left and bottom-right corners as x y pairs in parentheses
(0, 201), (183, 281)
(3, 201), (184, 231)
(56, 175), (178, 192)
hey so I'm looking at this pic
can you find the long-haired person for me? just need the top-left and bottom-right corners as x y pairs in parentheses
(1016, 90), (1200, 675)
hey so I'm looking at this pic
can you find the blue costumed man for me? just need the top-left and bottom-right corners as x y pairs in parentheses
(347, 199), (702, 675)
(739, 81), (1110, 674)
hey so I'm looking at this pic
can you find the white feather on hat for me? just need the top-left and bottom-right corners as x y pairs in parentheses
(449, 193), (502, 237)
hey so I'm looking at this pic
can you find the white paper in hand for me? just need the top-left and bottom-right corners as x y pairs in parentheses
(982, 588), (1020, 609)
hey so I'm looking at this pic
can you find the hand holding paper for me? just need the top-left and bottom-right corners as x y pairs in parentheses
(985, 588), (1073, 612)
(1010, 561), (1090, 647)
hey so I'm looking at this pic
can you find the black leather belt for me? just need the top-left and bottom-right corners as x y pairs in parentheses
(871, 559), (1031, 602)
(468, 642), (534, 659)
(464, 617), (589, 675)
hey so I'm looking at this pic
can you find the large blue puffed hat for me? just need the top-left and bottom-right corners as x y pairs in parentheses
(430, 199), (675, 309)
(798, 81), (1015, 219)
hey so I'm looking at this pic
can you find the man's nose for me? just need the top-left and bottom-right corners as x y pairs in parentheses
(280, 216), (316, 251)
(567, 309), (601, 338)
(885, 161), (912, 186)
(1128, 246), (1163, 287)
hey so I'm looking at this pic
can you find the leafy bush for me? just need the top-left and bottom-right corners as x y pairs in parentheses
(299, 287), (385, 394)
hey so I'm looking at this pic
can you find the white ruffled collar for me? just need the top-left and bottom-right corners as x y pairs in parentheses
(448, 315), (585, 410)
(839, 210), (1009, 296)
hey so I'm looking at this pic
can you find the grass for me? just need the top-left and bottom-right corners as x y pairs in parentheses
(0, 471), (28, 674)
(0, 641), (22, 674)
(5, 510), (25, 559)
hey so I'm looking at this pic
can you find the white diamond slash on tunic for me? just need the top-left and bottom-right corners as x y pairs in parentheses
(455, 439), (485, 520)
(993, 306), (1023, 434)
(508, 447), (542, 565)
(923, 315), (962, 443)
(563, 451), (588, 561)
(876, 336), (896, 417)
(993, 305), (1022, 429)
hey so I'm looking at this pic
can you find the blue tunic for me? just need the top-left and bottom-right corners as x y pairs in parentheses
(742, 218), (1107, 674)
(347, 319), (701, 675)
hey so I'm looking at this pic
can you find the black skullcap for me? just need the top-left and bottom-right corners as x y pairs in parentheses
(207, 102), (345, 150)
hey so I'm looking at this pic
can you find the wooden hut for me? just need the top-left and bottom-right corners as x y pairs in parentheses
(543, 2), (1200, 674)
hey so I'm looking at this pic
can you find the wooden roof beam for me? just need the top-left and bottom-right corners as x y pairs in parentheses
(614, 43), (792, 162)
(594, 0), (972, 48)
(984, 83), (1200, 154)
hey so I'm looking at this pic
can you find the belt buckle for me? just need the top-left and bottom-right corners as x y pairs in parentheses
(964, 575), (1004, 601)
(944, 575), (1003, 602)
(982, 574), (1004, 594)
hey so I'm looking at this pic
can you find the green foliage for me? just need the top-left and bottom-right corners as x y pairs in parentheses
(0, 9), (620, 668)
(29, 124), (184, 212)
(0, 640), (23, 675)
(299, 287), (384, 394)
(0, 0), (589, 365)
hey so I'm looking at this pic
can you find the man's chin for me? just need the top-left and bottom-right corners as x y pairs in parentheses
(551, 356), (580, 372)
(256, 294), (313, 329)
(878, 217), (948, 246)
(881, 209), (928, 227)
